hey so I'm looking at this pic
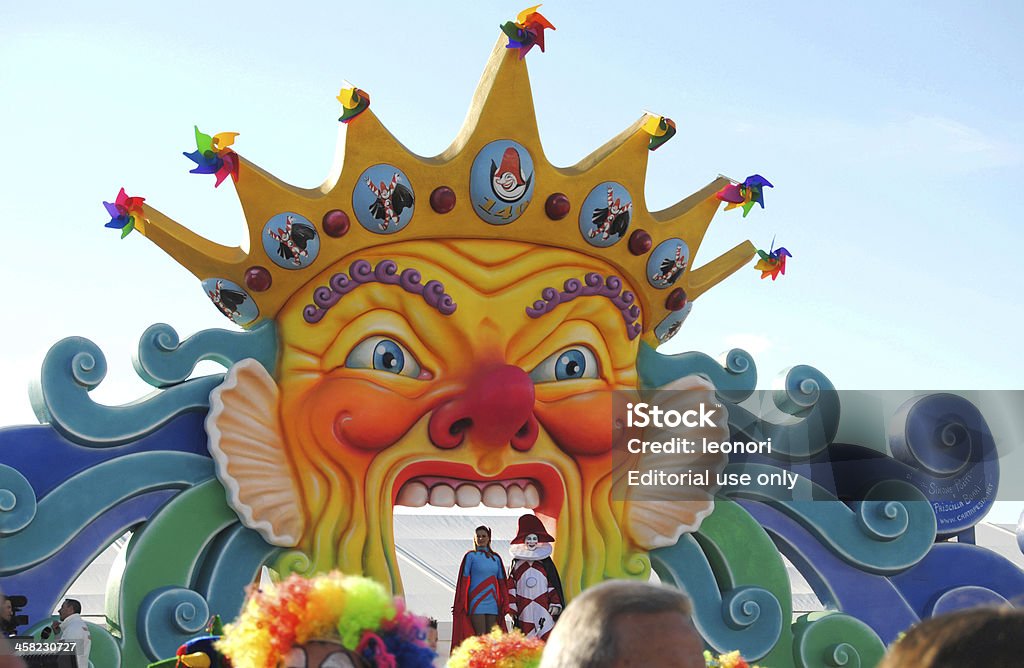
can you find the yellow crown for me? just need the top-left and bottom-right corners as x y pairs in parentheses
(128, 34), (755, 348)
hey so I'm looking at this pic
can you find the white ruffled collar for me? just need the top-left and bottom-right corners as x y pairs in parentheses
(509, 543), (553, 560)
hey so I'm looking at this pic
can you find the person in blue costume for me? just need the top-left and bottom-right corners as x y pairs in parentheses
(450, 525), (511, 651)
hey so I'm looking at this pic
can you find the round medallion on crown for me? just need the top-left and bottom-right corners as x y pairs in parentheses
(201, 278), (259, 326)
(261, 212), (320, 270)
(646, 238), (691, 289)
(353, 164), (416, 234)
(579, 182), (632, 248)
(654, 302), (692, 343)
(470, 140), (535, 225)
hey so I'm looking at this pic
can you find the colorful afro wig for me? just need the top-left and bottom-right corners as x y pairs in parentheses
(216, 571), (436, 668)
(448, 628), (545, 668)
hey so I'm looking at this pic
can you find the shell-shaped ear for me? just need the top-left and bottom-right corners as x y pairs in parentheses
(625, 375), (728, 550)
(207, 359), (305, 546)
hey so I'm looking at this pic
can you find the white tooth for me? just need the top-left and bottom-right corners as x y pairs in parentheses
(506, 484), (526, 508)
(429, 484), (456, 507)
(524, 483), (540, 509)
(396, 481), (429, 507)
(482, 484), (508, 508)
(455, 484), (482, 507)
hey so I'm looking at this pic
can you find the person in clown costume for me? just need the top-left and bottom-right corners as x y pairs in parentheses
(507, 514), (565, 641)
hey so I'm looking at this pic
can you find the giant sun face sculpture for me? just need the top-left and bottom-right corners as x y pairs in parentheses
(129, 38), (754, 597)
(207, 240), (727, 595)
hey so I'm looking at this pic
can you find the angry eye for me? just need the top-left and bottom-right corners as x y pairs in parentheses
(346, 336), (424, 378)
(529, 346), (599, 383)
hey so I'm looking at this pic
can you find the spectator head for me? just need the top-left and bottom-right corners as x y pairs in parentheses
(474, 526), (492, 549)
(58, 599), (82, 620)
(879, 606), (1024, 668)
(0, 589), (25, 667)
(425, 617), (438, 650)
(539, 579), (704, 668)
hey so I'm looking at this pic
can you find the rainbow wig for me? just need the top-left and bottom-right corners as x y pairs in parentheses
(447, 628), (544, 668)
(216, 571), (436, 667)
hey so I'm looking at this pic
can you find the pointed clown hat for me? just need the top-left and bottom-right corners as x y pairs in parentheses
(511, 513), (555, 544)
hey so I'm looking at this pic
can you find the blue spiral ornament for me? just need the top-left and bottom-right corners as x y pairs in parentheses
(889, 393), (993, 474)
(722, 348), (755, 376)
(888, 393), (998, 534)
(721, 586), (783, 658)
(772, 365), (834, 416)
(724, 468), (934, 574)
(0, 464), (36, 535)
(637, 343), (757, 403)
(716, 365), (839, 458)
(31, 336), (225, 446)
(0, 452), (213, 573)
(134, 321), (277, 387)
(856, 482), (918, 542)
(137, 586), (211, 660)
(652, 533), (785, 661)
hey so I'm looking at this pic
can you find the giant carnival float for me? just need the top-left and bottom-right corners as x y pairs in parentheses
(1, 8), (1021, 667)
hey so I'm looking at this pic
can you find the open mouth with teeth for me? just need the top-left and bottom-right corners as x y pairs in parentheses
(384, 459), (571, 609)
(396, 475), (542, 509)
(390, 462), (566, 520)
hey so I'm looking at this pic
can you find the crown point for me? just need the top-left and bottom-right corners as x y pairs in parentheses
(322, 209), (351, 238)
(430, 187), (457, 214)
(665, 288), (688, 312)
(544, 193), (571, 220)
(628, 229), (652, 256)
(245, 266), (273, 292)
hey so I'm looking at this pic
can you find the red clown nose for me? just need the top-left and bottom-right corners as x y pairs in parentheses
(428, 364), (538, 450)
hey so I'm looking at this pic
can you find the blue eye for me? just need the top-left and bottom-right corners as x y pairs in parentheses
(529, 346), (600, 383)
(346, 336), (424, 378)
(373, 340), (405, 373)
(555, 349), (587, 380)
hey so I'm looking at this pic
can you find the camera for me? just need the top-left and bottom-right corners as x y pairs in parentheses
(3, 594), (29, 636)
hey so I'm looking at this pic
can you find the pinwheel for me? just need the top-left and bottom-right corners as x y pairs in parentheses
(754, 241), (792, 280)
(716, 174), (773, 217)
(102, 187), (145, 238)
(642, 114), (677, 151)
(500, 5), (556, 59)
(183, 126), (240, 187)
(337, 86), (371, 123)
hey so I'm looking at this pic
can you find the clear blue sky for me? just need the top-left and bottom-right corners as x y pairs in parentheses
(2, 3), (1022, 518)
